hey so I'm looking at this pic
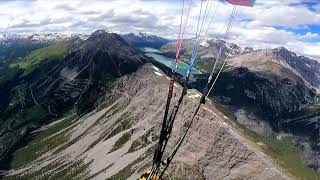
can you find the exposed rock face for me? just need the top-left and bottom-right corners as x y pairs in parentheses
(235, 109), (273, 135)
(242, 47), (254, 54)
(197, 128), (274, 179)
(212, 50), (317, 118)
(269, 47), (320, 89)
(29, 30), (149, 115)
(2, 64), (288, 180)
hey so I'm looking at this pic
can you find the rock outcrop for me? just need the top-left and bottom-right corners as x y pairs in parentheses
(270, 47), (320, 89)
(222, 49), (316, 118)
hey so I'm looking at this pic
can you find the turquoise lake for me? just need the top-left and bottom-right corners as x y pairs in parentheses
(141, 47), (201, 77)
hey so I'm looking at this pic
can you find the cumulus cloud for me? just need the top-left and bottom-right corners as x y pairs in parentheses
(314, 4), (320, 12)
(54, 4), (77, 11)
(0, 0), (319, 60)
(244, 6), (320, 28)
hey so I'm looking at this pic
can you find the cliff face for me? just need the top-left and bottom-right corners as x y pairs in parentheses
(220, 50), (316, 118)
(2, 64), (288, 180)
(269, 47), (320, 89)
(190, 49), (316, 120)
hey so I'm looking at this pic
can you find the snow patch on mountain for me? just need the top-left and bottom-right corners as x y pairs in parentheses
(0, 32), (89, 45)
(200, 40), (209, 47)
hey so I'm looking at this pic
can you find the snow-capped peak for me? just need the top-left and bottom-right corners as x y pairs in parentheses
(0, 32), (88, 45)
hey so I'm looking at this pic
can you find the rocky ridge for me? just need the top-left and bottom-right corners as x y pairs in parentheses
(2, 64), (288, 180)
(0, 33), (88, 46)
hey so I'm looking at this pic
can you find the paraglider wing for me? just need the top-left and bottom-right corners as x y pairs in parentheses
(226, 0), (255, 7)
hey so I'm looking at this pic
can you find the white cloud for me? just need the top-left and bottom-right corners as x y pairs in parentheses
(314, 4), (320, 12)
(243, 5), (320, 28)
(298, 32), (319, 40)
(0, 0), (319, 60)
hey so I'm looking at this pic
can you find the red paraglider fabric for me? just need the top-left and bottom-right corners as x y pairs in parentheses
(226, 0), (255, 7)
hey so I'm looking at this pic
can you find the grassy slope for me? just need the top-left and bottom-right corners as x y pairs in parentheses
(9, 44), (68, 75)
(4, 107), (140, 179)
(0, 66), (19, 87)
(0, 44), (70, 170)
(12, 105), (48, 134)
(0, 41), (51, 61)
(215, 103), (320, 180)
(6, 114), (76, 169)
(1, 43), (67, 85)
(0, 105), (49, 169)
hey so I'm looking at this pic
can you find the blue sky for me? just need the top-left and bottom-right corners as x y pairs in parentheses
(0, 0), (319, 59)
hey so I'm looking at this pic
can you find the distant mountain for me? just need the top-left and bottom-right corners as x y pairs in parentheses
(0, 33), (88, 46)
(34, 30), (149, 114)
(121, 32), (171, 49)
(269, 47), (320, 89)
(161, 38), (243, 73)
(161, 38), (243, 58)
(0, 34), (27, 45)
(218, 49), (316, 118)
(161, 39), (320, 90)
(0, 33), (87, 63)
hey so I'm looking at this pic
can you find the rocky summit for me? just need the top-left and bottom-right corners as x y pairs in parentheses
(28, 30), (149, 115)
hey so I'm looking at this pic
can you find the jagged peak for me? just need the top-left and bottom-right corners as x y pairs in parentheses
(270, 46), (297, 58)
(0, 32), (88, 45)
(87, 30), (128, 46)
(243, 47), (254, 52)
(123, 32), (168, 40)
(91, 29), (108, 35)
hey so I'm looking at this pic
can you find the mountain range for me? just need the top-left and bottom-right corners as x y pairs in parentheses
(0, 30), (319, 179)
